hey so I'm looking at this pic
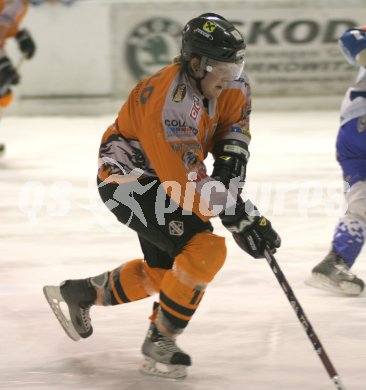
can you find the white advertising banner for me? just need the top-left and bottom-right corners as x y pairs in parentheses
(113, 1), (366, 98)
(10, 0), (366, 114)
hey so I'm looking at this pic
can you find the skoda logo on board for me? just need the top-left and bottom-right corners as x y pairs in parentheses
(125, 17), (182, 81)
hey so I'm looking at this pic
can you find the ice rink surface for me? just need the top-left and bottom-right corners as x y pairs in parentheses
(1, 110), (365, 390)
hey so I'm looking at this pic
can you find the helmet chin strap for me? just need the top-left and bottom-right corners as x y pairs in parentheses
(187, 65), (207, 97)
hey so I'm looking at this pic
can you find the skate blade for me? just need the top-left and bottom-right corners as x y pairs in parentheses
(43, 285), (81, 341)
(339, 280), (363, 296)
(140, 356), (187, 379)
(305, 274), (362, 296)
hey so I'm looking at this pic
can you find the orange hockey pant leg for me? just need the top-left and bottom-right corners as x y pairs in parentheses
(95, 259), (167, 305)
(157, 231), (226, 332)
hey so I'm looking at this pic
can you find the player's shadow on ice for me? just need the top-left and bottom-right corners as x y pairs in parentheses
(32, 353), (203, 389)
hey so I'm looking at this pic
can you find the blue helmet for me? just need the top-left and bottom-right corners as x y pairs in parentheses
(339, 27), (366, 65)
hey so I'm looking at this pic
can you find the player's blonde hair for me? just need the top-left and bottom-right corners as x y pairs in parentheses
(173, 54), (183, 65)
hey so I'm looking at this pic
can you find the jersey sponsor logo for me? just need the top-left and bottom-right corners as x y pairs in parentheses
(164, 119), (186, 127)
(171, 143), (202, 152)
(169, 220), (184, 236)
(126, 18), (182, 81)
(230, 125), (245, 134)
(172, 83), (187, 103)
(230, 123), (251, 139)
(165, 126), (199, 141)
(190, 95), (201, 121)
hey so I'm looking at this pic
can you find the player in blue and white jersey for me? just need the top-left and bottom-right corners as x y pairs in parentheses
(310, 26), (366, 295)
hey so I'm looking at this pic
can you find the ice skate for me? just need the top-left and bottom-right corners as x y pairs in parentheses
(43, 278), (96, 341)
(140, 322), (191, 379)
(307, 251), (364, 296)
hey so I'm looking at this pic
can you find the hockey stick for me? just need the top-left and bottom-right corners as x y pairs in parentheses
(15, 54), (26, 72)
(263, 248), (346, 390)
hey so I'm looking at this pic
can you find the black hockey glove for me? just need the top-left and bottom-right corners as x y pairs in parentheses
(0, 57), (20, 93)
(220, 201), (281, 259)
(15, 29), (36, 59)
(212, 139), (249, 193)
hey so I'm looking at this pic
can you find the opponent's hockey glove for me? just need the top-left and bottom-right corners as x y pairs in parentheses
(15, 29), (36, 59)
(220, 201), (281, 259)
(0, 57), (20, 92)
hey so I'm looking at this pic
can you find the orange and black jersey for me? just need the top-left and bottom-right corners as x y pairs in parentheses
(0, 0), (28, 49)
(98, 63), (252, 222)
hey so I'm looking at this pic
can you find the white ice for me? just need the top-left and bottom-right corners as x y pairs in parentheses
(1, 111), (365, 390)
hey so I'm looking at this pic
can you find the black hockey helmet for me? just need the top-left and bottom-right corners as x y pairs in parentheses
(181, 13), (246, 64)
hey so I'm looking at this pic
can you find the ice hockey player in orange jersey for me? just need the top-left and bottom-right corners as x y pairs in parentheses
(0, 0), (36, 155)
(0, 0), (72, 155)
(44, 13), (281, 379)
